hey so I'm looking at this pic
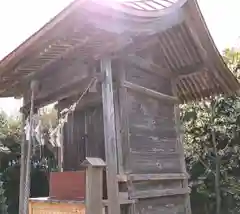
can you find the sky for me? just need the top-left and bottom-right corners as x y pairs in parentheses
(0, 0), (240, 115)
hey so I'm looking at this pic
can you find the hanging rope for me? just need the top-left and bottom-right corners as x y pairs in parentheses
(50, 77), (97, 142)
(50, 77), (97, 171)
(60, 77), (97, 119)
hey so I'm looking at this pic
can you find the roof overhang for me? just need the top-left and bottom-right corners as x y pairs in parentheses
(0, 0), (239, 104)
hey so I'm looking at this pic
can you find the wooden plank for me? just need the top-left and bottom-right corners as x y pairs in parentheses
(102, 192), (134, 205)
(28, 200), (85, 214)
(86, 167), (104, 214)
(117, 63), (131, 172)
(85, 105), (105, 161)
(124, 55), (172, 78)
(102, 200), (134, 206)
(126, 88), (181, 174)
(119, 173), (188, 182)
(130, 152), (181, 174)
(28, 201), (32, 214)
(21, 76), (93, 113)
(114, 90), (124, 175)
(135, 196), (185, 214)
(132, 179), (183, 193)
(100, 58), (120, 214)
(130, 188), (190, 199)
(123, 80), (178, 103)
(62, 110), (85, 171)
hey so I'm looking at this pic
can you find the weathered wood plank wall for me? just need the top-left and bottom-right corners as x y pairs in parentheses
(135, 196), (185, 214)
(62, 110), (85, 171)
(62, 104), (105, 171)
(116, 53), (189, 213)
(120, 64), (181, 174)
(126, 91), (180, 174)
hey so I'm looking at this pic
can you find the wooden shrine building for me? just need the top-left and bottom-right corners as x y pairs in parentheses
(0, 0), (239, 214)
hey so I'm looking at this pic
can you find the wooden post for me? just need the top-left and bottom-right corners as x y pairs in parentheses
(100, 58), (121, 214)
(23, 80), (39, 214)
(82, 157), (106, 214)
(117, 63), (131, 173)
(58, 125), (64, 172)
(19, 97), (27, 214)
(172, 79), (192, 214)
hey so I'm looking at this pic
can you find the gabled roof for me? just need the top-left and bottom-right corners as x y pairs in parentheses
(0, 0), (239, 103)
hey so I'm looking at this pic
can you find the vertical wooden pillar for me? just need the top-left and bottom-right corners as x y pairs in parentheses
(172, 80), (192, 214)
(83, 157), (106, 214)
(19, 97), (27, 214)
(117, 62), (131, 173)
(58, 126), (64, 172)
(100, 58), (120, 214)
(21, 80), (39, 214)
(113, 89), (124, 175)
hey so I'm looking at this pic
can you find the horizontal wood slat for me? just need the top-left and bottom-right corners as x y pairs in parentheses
(130, 187), (190, 199)
(131, 173), (188, 181)
(118, 173), (188, 182)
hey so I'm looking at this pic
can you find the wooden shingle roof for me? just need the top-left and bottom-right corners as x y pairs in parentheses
(0, 0), (239, 103)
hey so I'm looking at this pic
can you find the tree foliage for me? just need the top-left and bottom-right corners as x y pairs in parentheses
(182, 48), (240, 214)
(0, 111), (57, 214)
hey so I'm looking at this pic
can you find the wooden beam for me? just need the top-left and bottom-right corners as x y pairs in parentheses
(118, 173), (189, 182)
(130, 188), (190, 199)
(102, 192), (135, 206)
(123, 55), (172, 78)
(102, 199), (134, 206)
(123, 80), (179, 103)
(21, 69), (105, 113)
(100, 58), (120, 214)
(55, 93), (102, 112)
(20, 75), (98, 113)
